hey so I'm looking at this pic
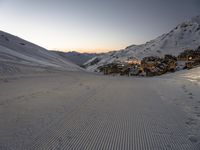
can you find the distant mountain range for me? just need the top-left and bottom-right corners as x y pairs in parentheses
(0, 31), (81, 74)
(84, 15), (200, 72)
(51, 51), (100, 67)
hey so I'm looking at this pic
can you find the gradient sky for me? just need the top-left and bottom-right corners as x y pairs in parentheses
(0, 0), (200, 53)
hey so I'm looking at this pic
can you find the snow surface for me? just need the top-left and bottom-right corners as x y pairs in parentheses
(0, 31), (81, 74)
(85, 15), (200, 72)
(0, 15), (200, 150)
(0, 69), (200, 149)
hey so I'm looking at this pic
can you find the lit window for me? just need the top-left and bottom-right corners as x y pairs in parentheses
(188, 56), (193, 60)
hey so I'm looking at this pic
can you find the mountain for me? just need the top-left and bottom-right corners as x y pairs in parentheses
(51, 51), (98, 67)
(84, 15), (200, 71)
(0, 31), (81, 74)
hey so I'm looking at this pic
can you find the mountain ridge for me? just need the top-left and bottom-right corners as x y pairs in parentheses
(85, 15), (200, 71)
(0, 30), (81, 74)
(51, 50), (100, 66)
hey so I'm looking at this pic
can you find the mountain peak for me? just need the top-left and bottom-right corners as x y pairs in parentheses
(191, 15), (200, 24)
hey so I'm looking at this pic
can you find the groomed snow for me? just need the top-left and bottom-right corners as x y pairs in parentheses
(0, 69), (199, 149)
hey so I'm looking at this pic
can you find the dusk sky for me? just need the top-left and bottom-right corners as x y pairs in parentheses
(0, 0), (200, 53)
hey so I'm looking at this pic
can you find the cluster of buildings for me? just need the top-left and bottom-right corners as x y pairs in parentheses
(98, 46), (200, 77)
(177, 48), (200, 69)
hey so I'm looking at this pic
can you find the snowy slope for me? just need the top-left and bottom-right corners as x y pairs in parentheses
(85, 15), (200, 71)
(0, 31), (81, 74)
(0, 70), (200, 149)
(155, 67), (200, 143)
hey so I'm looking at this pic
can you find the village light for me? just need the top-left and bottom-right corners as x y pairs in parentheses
(188, 56), (193, 60)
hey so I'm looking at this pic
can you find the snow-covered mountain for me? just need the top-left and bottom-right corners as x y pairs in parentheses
(0, 31), (81, 74)
(51, 51), (99, 67)
(85, 15), (200, 71)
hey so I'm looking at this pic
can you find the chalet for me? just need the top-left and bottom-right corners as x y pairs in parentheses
(141, 55), (177, 76)
(120, 67), (130, 76)
(177, 48), (200, 69)
(164, 55), (177, 72)
(121, 60), (142, 76)
(185, 60), (200, 69)
(99, 62), (126, 75)
(177, 49), (200, 61)
(141, 57), (162, 76)
(129, 65), (143, 76)
(177, 49), (194, 61)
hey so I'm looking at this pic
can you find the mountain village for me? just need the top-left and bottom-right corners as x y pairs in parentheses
(97, 46), (200, 76)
